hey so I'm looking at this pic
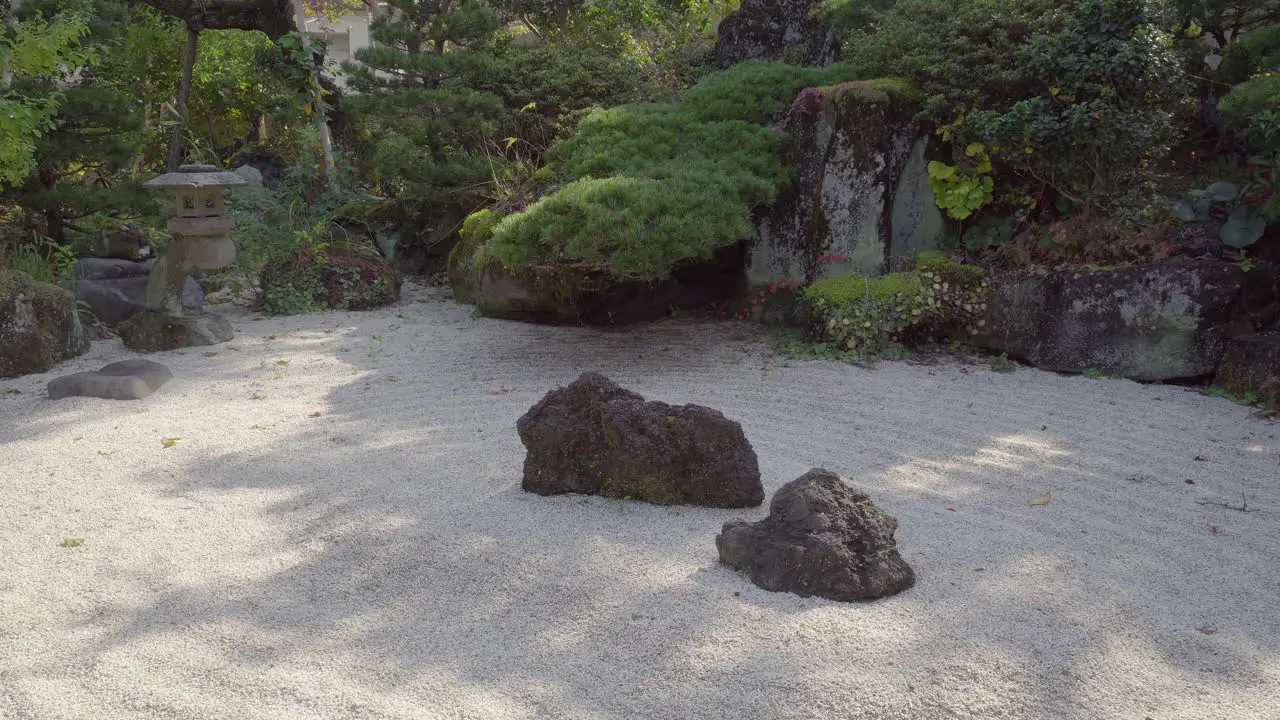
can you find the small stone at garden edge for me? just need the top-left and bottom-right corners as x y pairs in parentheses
(47, 359), (173, 400)
(716, 468), (916, 602)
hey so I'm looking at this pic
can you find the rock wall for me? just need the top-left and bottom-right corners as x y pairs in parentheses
(973, 260), (1280, 381)
(713, 0), (840, 68)
(746, 83), (945, 296)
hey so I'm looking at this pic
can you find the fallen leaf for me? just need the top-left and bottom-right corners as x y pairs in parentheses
(1029, 492), (1052, 506)
(252, 424), (274, 431)
(268, 335), (277, 340)
(161, 437), (181, 448)
(252, 317), (265, 321)
(276, 359), (290, 365)
(1196, 626), (1217, 635)
(946, 507), (956, 512)
(251, 393), (267, 400)
(309, 411), (322, 417)
(1184, 479), (1195, 485)
(96, 450), (119, 456)
(60, 538), (85, 548)
(202, 351), (218, 358)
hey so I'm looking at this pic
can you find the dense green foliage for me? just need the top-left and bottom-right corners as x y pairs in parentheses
(488, 61), (861, 280)
(341, 0), (506, 206)
(966, 0), (1184, 202)
(2, 0), (154, 243)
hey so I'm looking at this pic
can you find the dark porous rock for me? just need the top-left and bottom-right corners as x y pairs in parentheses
(468, 242), (746, 325)
(118, 310), (232, 353)
(517, 372), (764, 507)
(713, 0), (840, 68)
(973, 259), (1280, 382)
(62, 258), (203, 326)
(47, 359), (173, 400)
(1214, 330), (1280, 411)
(1, 270), (90, 378)
(716, 469), (916, 602)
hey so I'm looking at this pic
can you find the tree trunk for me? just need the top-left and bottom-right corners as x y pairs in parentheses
(166, 27), (199, 172)
(292, 0), (337, 191)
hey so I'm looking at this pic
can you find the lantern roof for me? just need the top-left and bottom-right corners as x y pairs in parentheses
(145, 164), (247, 189)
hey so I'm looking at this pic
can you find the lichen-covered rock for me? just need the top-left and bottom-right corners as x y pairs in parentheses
(713, 0), (840, 68)
(259, 243), (402, 314)
(973, 260), (1280, 381)
(466, 242), (745, 325)
(517, 372), (764, 508)
(716, 469), (916, 602)
(0, 270), (90, 378)
(746, 81), (945, 315)
(62, 258), (203, 325)
(47, 359), (173, 400)
(1214, 330), (1280, 410)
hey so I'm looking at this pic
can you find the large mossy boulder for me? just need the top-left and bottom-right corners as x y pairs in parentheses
(0, 270), (90, 378)
(973, 260), (1280, 381)
(453, 233), (746, 325)
(747, 81), (946, 306)
(713, 0), (840, 68)
(517, 373), (765, 507)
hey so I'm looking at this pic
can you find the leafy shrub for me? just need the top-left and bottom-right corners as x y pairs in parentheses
(966, 0), (1185, 204)
(680, 60), (862, 124)
(835, 0), (1056, 121)
(804, 252), (988, 355)
(489, 41), (644, 147)
(259, 241), (401, 314)
(488, 61), (865, 281)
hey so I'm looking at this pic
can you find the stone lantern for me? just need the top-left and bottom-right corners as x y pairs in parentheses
(118, 164), (247, 352)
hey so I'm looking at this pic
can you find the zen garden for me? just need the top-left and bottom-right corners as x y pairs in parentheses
(2, 0), (1279, 717)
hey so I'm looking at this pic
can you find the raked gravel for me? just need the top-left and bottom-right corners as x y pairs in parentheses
(2, 281), (1278, 720)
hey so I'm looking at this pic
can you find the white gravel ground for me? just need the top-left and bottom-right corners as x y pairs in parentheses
(2, 281), (1278, 720)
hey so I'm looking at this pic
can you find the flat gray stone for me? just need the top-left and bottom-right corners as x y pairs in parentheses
(118, 310), (233, 353)
(47, 359), (172, 400)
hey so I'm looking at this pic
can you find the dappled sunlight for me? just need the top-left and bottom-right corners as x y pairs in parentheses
(3, 285), (1278, 719)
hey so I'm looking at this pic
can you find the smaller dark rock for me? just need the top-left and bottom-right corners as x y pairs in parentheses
(716, 469), (916, 602)
(47, 359), (173, 400)
(517, 372), (764, 507)
(118, 310), (232, 353)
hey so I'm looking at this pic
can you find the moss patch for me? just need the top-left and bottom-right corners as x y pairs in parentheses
(803, 253), (989, 355)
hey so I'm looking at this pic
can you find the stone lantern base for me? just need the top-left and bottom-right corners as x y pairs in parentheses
(118, 309), (233, 353)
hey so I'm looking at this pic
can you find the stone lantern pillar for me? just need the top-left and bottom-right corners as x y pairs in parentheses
(118, 164), (248, 353)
